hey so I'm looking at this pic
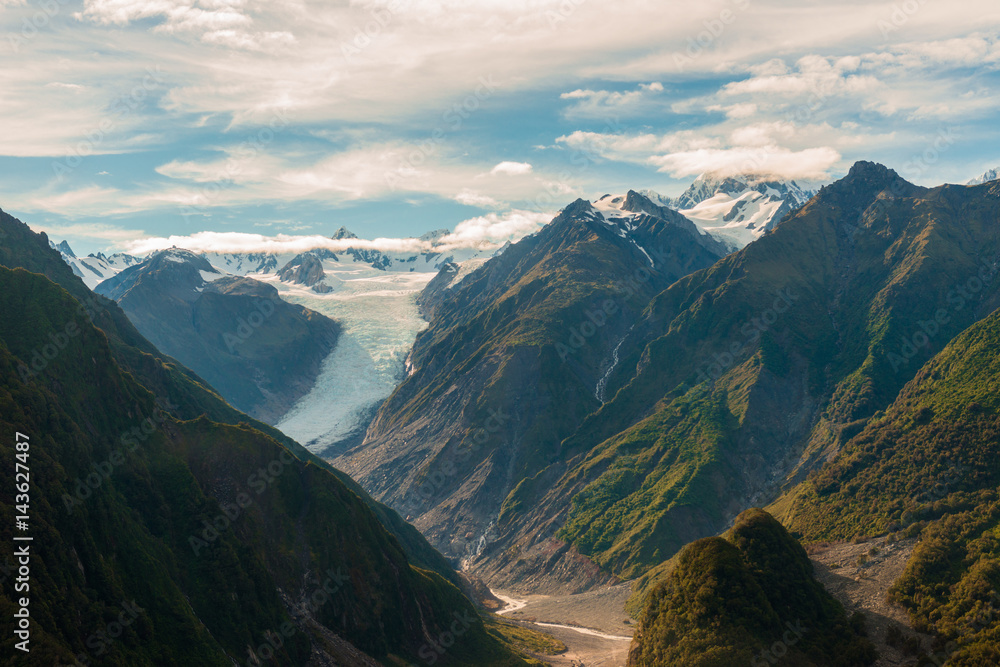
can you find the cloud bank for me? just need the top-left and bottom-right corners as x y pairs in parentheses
(123, 209), (552, 255)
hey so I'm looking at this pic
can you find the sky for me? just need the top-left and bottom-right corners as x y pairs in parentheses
(1, 0), (999, 256)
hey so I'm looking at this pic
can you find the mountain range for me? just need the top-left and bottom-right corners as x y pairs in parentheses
(333, 190), (728, 585)
(12, 159), (1000, 666)
(0, 207), (549, 665)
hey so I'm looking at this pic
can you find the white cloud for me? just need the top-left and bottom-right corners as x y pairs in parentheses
(29, 221), (149, 243)
(76, 0), (297, 52)
(489, 161), (533, 176)
(560, 82), (664, 118)
(437, 210), (550, 249)
(454, 190), (501, 207)
(650, 146), (841, 181)
(120, 209), (552, 255)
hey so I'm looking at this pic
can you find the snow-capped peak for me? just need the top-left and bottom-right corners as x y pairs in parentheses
(671, 174), (816, 249)
(49, 240), (141, 290)
(968, 167), (1000, 186)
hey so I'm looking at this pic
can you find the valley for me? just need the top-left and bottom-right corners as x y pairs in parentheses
(6, 4), (1000, 665)
(9, 164), (1000, 666)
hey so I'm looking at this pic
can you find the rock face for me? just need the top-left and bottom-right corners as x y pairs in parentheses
(97, 248), (341, 423)
(499, 163), (1000, 591)
(278, 252), (327, 286)
(335, 191), (726, 591)
(415, 261), (460, 320)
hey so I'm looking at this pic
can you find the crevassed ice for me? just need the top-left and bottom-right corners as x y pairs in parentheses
(261, 262), (436, 453)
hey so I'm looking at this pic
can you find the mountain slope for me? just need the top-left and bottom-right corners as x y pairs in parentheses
(336, 191), (727, 588)
(0, 264), (532, 665)
(0, 206), (461, 591)
(627, 509), (876, 666)
(774, 305), (1000, 664)
(96, 249), (340, 423)
(481, 163), (1000, 590)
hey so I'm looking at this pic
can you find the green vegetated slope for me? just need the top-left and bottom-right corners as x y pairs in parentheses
(778, 306), (1000, 665)
(521, 165), (1000, 582)
(627, 509), (876, 667)
(339, 193), (725, 565)
(0, 265), (530, 665)
(0, 207), (458, 585)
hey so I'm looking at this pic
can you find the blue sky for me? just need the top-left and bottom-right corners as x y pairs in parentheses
(1, 0), (999, 256)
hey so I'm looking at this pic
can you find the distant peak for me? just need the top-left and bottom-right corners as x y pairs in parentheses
(55, 240), (76, 257)
(331, 226), (358, 240)
(968, 167), (1000, 186)
(419, 228), (451, 243)
(846, 160), (898, 181)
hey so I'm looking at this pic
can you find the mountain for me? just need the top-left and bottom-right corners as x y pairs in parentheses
(0, 208), (473, 589)
(348, 162), (1000, 602)
(664, 174), (816, 249)
(334, 191), (727, 588)
(206, 251), (287, 275)
(489, 162), (1000, 591)
(627, 509), (876, 666)
(510, 162), (1000, 591)
(277, 252), (332, 290)
(967, 167), (1000, 185)
(775, 304), (1000, 664)
(0, 210), (538, 665)
(95, 248), (341, 424)
(49, 239), (141, 289)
